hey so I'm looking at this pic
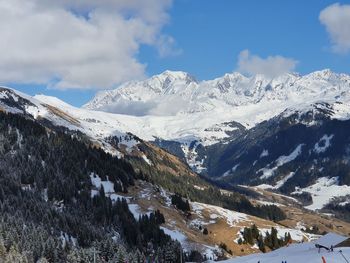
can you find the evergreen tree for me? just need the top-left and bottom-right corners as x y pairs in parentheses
(37, 257), (49, 263)
(0, 238), (7, 261)
(264, 231), (272, 249)
(243, 227), (254, 245)
(251, 224), (259, 240)
(115, 247), (126, 263)
(258, 234), (265, 253)
(203, 228), (208, 235)
(5, 244), (26, 263)
(271, 227), (279, 249)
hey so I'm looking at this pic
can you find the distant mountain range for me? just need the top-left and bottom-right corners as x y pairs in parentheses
(83, 69), (350, 144)
(3, 68), (350, 213)
(81, 69), (350, 212)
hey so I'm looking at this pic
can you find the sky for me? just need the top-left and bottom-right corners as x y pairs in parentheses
(1, 0), (350, 106)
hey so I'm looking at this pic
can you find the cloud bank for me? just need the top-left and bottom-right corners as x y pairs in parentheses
(237, 50), (298, 78)
(0, 0), (178, 90)
(98, 94), (188, 116)
(320, 3), (350, 53)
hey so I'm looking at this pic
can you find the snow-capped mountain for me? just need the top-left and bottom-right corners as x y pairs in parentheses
(83, 69), (350, 144)
(82, 69), (350, 172)
(84, 70), (198, 114)
(81, 69), (350, 213)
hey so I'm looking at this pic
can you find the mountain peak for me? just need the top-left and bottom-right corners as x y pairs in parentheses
(222, 72), (246, 80)
(304, 69), (335, 80)
(152, 70), (197, 85)
(34, 94), (74, 109)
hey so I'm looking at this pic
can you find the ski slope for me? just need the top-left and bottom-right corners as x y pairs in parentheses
(220, 233), (350, 263)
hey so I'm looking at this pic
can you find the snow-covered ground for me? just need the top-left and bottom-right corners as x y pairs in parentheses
(313, 134), (334, 154)
(161, 225), (220, 260)
(255, 200), (284, 207)
(181, 141), (207, 173)
(258, 144), (304, 180)
(191, 202), (248, 227)
(293, 177), (350, 210)
(89, 173), (153, 220)
(258, 226), (319, 242)
(234, 223), (319, 248)
(220, 233), (350, 263)
(160, 227), (187, 243)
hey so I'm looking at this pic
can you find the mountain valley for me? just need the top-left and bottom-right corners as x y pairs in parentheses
(2, 68), (350, 261)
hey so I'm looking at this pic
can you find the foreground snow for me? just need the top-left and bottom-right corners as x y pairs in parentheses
(221, 234), (350, 263)
(221, 244), (350, 263)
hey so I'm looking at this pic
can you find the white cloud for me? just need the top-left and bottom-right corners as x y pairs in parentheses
(236, 50), (298, 77)
(99, 99), (156, 116)
(319, 3), (350, 53)
(0, 0), (178, 89)
(97, 95), (188, 116)
(157, 35), (183, 58)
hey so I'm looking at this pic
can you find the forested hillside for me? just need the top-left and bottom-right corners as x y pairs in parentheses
(128, 144), (286, 222)
(0, 111), (182, 262)
(0, 96), (287, 262)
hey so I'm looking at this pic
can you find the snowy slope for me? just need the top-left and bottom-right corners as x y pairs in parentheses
(0, 87), (143, 158)
(292, 177), (350, 211)
(220, 233), (350, 263)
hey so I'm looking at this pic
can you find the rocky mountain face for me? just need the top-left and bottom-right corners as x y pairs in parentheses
(204, 103), (350, 186)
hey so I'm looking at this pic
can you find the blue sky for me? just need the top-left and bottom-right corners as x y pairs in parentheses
(141, 0), (348, 78)
(2, 0), (350, 106)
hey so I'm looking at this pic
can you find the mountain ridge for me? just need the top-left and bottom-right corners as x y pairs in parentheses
(81, 69), (350, 145)
(83, 69), (350, 115)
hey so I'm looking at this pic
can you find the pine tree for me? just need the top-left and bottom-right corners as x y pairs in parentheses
(115, 246), (126, 263)
(271, 227), (279, 249)
(67, 248), (82, 263)
(37, 257), (49, 263)
(243, 227), (254, 245)
(251, 224), (259, 240)
(0, 238), (7, 261)
(128, 249), (142, 263)
(264, 231), (272, 248)
(203, 228), (208, 235)
(5, 244), (25, 263)
(258, 234), (265, 253)
(284, 232), (292, 245)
